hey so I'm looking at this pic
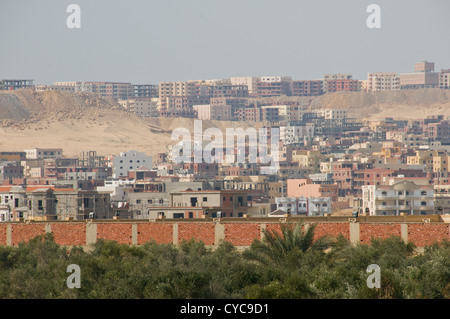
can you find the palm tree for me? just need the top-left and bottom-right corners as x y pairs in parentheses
(243, 222), (331, 266)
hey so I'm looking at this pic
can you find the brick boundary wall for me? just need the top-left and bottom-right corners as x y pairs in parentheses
(1, 219), (449, 248)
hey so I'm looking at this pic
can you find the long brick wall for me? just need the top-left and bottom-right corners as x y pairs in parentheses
(0, 219), (449, 248)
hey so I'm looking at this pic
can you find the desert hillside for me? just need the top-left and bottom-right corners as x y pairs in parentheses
(0, 88), (450, 157)
(0, 90), (256, 157)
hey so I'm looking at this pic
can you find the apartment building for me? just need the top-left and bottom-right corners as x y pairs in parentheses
(439, 69), (450, 89)
(280, 125), (315, 144)
(132, 84), (158, 98)
(84, 82), (133, 100)
(323, 74), (352, 93)
(275, 196), (332, 216)
(0, 152), (26, 162)
(365, 72), (400, 92)
(325, 79), (360, 92)
(361, 181), (434, 216)
(158, 81), (199, 99)
(422, 120), (450, 143)
(112, 150), (153, 178)
(291, 150), (322, 173)
(291, 80), (323, 96)
(210, 85), (248, 98)
(132, 98), (158, 117)
(286, 178), (338, 202)
(261, 104), (302, 122)
(230, 77), (258, 95)
(210, 98), (248, 121)
(434, 185), (450, 214)
(161, 96), (210, 118)
(0, 162), (24, 181)
(256, 76), (292, 97)
(119, 98), (158, 117)
(0, 185), (111, 221)
(316, 108), (347, 120)
(193, 104), (232, 121)
(145, 189), (250, 218)
(400, 61), (439, 89)
(0, 79), (34, 90)
(25, 148), (63, 160)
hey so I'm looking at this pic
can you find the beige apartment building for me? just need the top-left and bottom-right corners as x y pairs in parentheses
(159, 81), (195, 98)
(365, 72), (400, 92)
(400, 61), (439, 89)
(25, 148), (63, 160)
(230, 77), (258, 95)
(193, 104), (232, 121)
(261, 104), (302, 122)
(292, 150), (322, 173)
(316, 108), (347, 120)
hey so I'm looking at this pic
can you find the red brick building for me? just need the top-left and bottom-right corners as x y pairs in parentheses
(291, 80), (323, 96)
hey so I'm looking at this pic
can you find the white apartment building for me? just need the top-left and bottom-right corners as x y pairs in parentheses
(25, 148), (63, 160)
(118, 98), (158, 117)
(316, 108), (347, 120)
(97, 180), (135, 201)
(259, 76), (292, 83)
(112, 150), (152, 178)
(365, 72), (400, 92)
(275, 196), (332, 216)
(280, 125), (315, 144)
(361, 181), (434, 216)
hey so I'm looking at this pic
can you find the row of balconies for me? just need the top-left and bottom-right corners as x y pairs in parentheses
(376, 204), (433, 210)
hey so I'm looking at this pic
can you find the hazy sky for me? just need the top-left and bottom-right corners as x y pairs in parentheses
(1, 0), (449, 85)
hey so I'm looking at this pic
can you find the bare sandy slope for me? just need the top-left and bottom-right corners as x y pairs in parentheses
(0, 90), (258, 157)
(0, 112), (258, 157)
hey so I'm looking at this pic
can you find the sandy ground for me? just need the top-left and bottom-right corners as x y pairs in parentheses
(0, 112), (259, 157)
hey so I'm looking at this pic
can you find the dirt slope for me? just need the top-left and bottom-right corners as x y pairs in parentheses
(0, 90), (256, 157)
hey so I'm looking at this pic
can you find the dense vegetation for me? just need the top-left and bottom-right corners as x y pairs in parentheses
(0, 222), (449, 299)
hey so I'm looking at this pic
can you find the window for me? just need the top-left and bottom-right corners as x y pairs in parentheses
(136, 200), (141, 204)
(421, 201), (427, 206)
(421, 191), (427, 196)
(203, 197), (207, 202)
(38, 200), (43, 210)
